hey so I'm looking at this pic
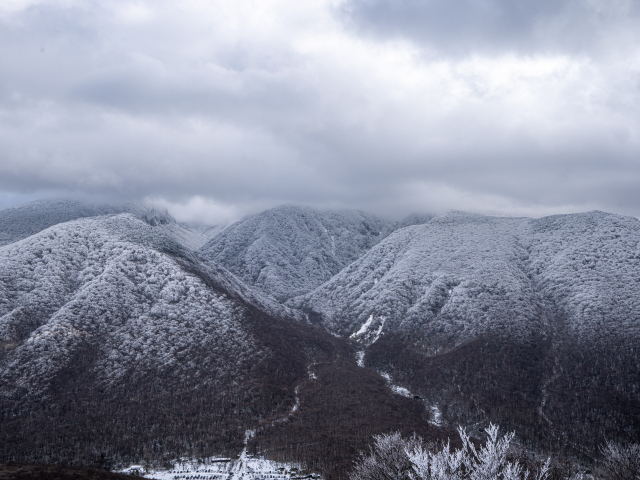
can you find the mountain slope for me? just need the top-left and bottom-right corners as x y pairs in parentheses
(3, 203), (639, 468)
(0, 214), (306, 463)
(526, 211), (640, 338)
(288, 211), (640, 454)
(287, 213), (537, 347)
(199, 205), (395, 301)
(0, 211), (446, 478)
(289, 211), (640, 345)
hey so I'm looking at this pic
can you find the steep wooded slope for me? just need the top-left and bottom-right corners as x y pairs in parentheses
(526, 211), (640, 338)
(289, 211), (640, 345)
(0, 214), (283, 461)
(0, 212), (446, 478)
(199, 206), (395, 301)
(288, 211), (640, 455)
(288, 212), (537, 347)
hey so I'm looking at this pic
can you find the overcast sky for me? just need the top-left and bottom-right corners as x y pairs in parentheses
(1, 0), (639, 223)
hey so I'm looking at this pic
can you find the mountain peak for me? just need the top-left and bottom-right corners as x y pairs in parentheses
(199, 205), (396, 301)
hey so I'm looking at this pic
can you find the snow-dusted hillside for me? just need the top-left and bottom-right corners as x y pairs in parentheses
(527, 211), (640, 339)
(199, 206), (395, 301)
(0, 214), (259, 398)
(0, 206), (438, 476)
(2, 203), (639, 468)
(0, 200), (123, 247)
(287, 211), (640, 453)
(0, 212), (324, 466)
(288, 212), (538, 349)
(289, 211), (640, 348)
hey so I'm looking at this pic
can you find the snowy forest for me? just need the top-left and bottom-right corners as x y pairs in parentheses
(0, 201), (639, 480)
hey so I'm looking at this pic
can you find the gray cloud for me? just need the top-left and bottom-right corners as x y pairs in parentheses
(340, 0), (640, 57)
(0, 0), (639, 223)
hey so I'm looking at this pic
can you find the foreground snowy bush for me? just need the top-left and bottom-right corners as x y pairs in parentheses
(350, 425), (550, 480)
(599, 442), (640, 480)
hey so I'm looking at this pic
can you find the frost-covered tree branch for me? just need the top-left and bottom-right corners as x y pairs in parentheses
(350, 425), (551, 480)
(599, 442), (640, 480)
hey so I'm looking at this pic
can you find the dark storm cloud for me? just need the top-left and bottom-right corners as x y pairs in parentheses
(0, 0), (639, 223)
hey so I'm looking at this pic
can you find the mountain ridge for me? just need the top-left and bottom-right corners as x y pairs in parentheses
(1, 201), (639, 473)
(0, 204), (447, 479)
(289, 210), (640, 344)
(199, 205), (398, 301)
(286, 209), (640, 455)
(0, 199), (221, 250)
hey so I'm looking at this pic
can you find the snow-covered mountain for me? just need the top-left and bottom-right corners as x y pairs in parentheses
(0, 210), (312, 464)
(0, 202), (442, 477)
(289, 210), (640, 347)
(0, 211), (311, 403)
(288, 212), (537, 348)
(288, 210), (640, 452)
(2, 201), (639, 471)
(0, 200), (122, 247)
(199, 206), (396, 301)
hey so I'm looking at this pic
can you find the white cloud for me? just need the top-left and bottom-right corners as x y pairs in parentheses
(146, 196), (243, 225)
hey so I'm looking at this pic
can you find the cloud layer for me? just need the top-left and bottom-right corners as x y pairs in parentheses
(342, 0), (640, 57)
(1, 0), (639, 222)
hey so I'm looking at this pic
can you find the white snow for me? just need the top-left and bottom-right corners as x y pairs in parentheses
(351, 315), (374, 338)
(291, 387), (300, 413)
(372, 317), (385, 343)
(199, 205), (395, 301)
(429, 404), (443, 426)
(121, 429), (319, 480)
(122, 455), (303, 480)
(379, 371), (412, 398)
(378, 369), (443, 423)
(355, 351), (365, 367)
(0, 214), (267, 398)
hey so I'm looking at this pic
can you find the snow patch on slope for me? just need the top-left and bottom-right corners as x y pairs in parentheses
(123, 452), (309, 480)
(355, 351), (365, 367)
(351, 315), (374, 338)
(379, 370), (443, 426)
(379, 371), (412, 398)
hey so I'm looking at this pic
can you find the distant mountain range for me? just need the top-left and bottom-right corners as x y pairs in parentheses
(0, 199), (221, 249)
(0, 200), (638, 477)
